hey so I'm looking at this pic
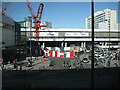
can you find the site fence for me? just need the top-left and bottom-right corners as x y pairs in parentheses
(44, 50), (78, 58)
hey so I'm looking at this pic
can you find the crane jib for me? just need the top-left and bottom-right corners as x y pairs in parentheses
(26, 0), (46, 40)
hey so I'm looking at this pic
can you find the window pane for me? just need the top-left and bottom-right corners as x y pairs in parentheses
(2, 1), (94, 89)
(94, 2), (120, 88)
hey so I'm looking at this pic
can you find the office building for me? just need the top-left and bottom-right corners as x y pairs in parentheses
(86, 9), (117, 30)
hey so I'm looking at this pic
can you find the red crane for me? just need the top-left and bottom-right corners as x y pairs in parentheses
(8, 2), (16, 16)
(0, 2), (16, 16)
(26, 0), (45, 40)
(0, 2), (9, 15)
(0, 2), (16, 28)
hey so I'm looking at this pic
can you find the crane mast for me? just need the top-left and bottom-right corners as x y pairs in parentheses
(26, 0), (45, 40)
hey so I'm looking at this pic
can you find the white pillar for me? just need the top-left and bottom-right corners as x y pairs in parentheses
(43, 43), (45, 49)
(65, 42), (67, 47)
(81, 42), (83, 48)
(61, 42), (64, 47)
(105, 42), (107, 46)
(84, 42), (86, 48)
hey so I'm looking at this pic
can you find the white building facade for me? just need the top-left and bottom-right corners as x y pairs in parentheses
(86, 9), (117, 30)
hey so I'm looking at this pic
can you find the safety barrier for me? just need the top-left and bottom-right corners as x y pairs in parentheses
(58, 51), (64, 57)
(44, 50), (49, 56)
(44, 50), (78, 58)
(65, 52), (72, 58)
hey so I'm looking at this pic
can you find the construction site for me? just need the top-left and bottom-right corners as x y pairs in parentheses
(0, 1), (120, 89)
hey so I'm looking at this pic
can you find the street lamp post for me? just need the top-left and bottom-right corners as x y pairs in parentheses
(105, 19), (110, 56)
(108, 20), (110, 56)
(30, 22), (32, 61)
(105, 19), (111, 67)
(38, 42), (40, 57)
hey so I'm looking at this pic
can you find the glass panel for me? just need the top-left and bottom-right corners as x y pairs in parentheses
(2, 1), (93, 89)
(94, 1), (120, 88)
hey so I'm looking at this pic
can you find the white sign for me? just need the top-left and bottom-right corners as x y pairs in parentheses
(65, 32), (89, 36)
(33, 32), (58, 37)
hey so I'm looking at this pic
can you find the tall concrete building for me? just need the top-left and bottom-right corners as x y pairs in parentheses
(86, 9), (117, 30)
(0, 13), (21, 63)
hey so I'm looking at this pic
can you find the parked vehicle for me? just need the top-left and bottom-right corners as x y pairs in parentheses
(82, 58), (89, 63)
(95, 53), (99, 57)
(104, 54), (109, 58)
(95, 50), (101, 54)
(89, 55), (92, 60)
(99, 52), (104, 56)
(88, 57), (98, 63)
(99, 55), (105, 59)
(86, 49), (90, 53)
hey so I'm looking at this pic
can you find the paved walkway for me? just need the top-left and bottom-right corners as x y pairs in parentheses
(98, 58), (119, 68)
(4, 56), (50, 70)
(3, 55), (120, 71)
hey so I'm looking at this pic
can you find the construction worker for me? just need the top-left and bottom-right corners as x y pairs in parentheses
(14, 60), (18, 70)
(27, 58), (30, 67)
(30, 59), (32, 66)
(28, 58), (30, 62)
(107, 60), (110, 67)
(2, 62), (6, 71)
(20, 65), (22, 71)
(28, 58), (32, 67)
(28, 62), (30, 67)
(103, 59), (106, 63)
(63, 61), (66, 67)
(114, 62), (118, 67)
(117, 62), (119, 66)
